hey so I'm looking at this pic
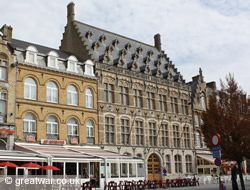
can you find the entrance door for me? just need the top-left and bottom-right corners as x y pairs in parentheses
(147, 153), (161, 180)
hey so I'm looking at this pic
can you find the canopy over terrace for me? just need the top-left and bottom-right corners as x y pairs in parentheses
(14, 143), (145, 185)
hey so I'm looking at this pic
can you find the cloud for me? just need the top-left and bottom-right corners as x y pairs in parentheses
(1, 0), (249, 93)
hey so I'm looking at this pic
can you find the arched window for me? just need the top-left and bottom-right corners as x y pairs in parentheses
(185, 155), (192, 173)
(86, 88), (93, 108)
(46, 116), (58, 140)
(67, 118), (78, 144)
(23, 113), (36, 140)
(47, 81), (58, 103)
(68, 118), (78, 136)
(24, 78), (37, 100)
(86, 120), (94, 144)
(175, 154), (182, 173)
(67, 85), (78, 105)
(166, 154), (171, 174)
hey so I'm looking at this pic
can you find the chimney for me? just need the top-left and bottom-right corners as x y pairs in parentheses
(0, 25), (13, 41)
(67, 2), (75, 24)
(154, 33), (162, 52)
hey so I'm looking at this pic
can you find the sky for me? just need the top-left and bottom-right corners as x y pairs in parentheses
(1, 0), (250, 93)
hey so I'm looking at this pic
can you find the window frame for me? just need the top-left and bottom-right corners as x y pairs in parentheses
(47, 51), (59, 69)
(134, 89), (143, 108)
(135, 120), (144, 146)
(183, 125), (190, 148)
(185, 155), (192, 173)
(67, 85), (78, 106)
(173, 124), (180, 148)
(105, 117), (115, 144)
(159, 94), (167, 112)
(67, 118), (79, 136)
(46, 116), (58, 135)
(104, 83), (114, 103)
(161, 123), (169, 147)
(175, 154), (182, 173)
(0, 59), (7, 81)
(149, 122), (157, 146)
(86, 88), (93, 108)
(46, 81), (58, 103)
(23, 113), (36, 133)
(119, 86), (129, 105)
(147, 92), (155, 109)
(86, 120), (94, 144)
(25, 46), (38, 65)
(120, 119), (130, 145)
(24, 78), (37, 100)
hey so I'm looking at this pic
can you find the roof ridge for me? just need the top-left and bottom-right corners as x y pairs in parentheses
(74, 20), (156, 49)
(11, 38), (61, 52)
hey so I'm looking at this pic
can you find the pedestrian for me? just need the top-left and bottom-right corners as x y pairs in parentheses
(221, 181), (227, 190)
(231, 165), (239, 190)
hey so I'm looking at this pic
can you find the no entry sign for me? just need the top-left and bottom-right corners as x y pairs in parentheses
(211, 133), (221, 147)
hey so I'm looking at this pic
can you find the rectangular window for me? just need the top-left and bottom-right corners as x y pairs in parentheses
(135, 120), (144, 146)
(181, 99), (189, 115)
(171, 97), (178, 113)
(121, 119), (130, 145)
(194, 115), (199, 127)
(134, 89), (143, 108)
(0, 92), (6, 123)
(111, 163), (118, 178)
(105, 117), (115, 144)
(159, 94), (167, 112)
(161, 124), (169, 147)
(183, 125), (190, 148)
(147, 92), (155, 109)
(120, 163), (128, 177)
(166, 155), (171, 174)
(173, 125), (180, 148)
(120, 86), (129, 105)
(104, 83), (114, 103)
(0, 59), (7, 81)
(68, 61), (76, 72)
(149, 122), (157, 146)
(28, 52), (35, 63)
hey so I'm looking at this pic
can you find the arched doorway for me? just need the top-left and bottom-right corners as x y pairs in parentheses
(147, 153), (161, 180)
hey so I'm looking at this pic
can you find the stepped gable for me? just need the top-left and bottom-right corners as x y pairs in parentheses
(73, 21), (184, 83)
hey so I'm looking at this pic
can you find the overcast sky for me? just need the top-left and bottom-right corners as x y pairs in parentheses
(1, 0), (250, 93)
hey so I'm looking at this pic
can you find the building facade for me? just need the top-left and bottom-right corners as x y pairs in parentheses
(61, 2), (196, 179)
(0, 25), (16, 150)
(8, 37), (98, 145)
(189, 69), (217, 176)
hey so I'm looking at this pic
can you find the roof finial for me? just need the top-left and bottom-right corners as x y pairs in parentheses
(199, 68), (204, 82)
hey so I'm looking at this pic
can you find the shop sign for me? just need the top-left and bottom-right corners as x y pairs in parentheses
(41, 139), (66, 145)
(26, 136), (35, 142)
(71, 139), (78, 144)
(0, 128), (15, 135)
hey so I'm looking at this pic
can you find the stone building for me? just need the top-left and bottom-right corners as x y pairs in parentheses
(189, 69), (217, 175)
(61, 2), (195, 179)
(7, 35), (98, 145)
(0, 25), (16, 150)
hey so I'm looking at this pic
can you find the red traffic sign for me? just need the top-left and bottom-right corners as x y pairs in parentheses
(214, 158), (221, 166)
(211, 133), (221, 146)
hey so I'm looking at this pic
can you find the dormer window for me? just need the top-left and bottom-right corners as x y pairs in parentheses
(25, 46), (38, 64)
(84, 60), (95, 77)
(67, 55), (78, 73)
(47, 51), (58, 69)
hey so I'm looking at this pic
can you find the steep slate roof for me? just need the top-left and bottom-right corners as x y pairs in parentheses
(9, 39), (83, 62)
(74, 21), (185, 83)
